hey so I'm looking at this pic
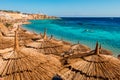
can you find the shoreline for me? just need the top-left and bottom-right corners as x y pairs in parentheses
(21, 19), (120, 57)
(21, 23), (72, 45)
(21, 25), (119, 57)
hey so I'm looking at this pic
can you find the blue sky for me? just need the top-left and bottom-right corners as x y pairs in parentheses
(0, 0), (120, 17)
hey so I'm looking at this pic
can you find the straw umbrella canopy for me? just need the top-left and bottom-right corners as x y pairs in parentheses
(66, 43), (113, 60)
(71, 44), (91, 52)
(57, 42), (120, 80)
(49, 35), (71, 53)
(64, 44), (91, 56)
(49, 36), (71, 46)
(118, 54), (120, 60)
(99, 44), (113, 55)
(0, 31), (61, 80)
(6, 26), (40, 45)
(0, 22), (14, 49)
(17, 27), (39, 40)
(0, 31), (2, 37)
(16, 26), (41, 45)
(0, 22), (8, 36)
(0, 37), (14, 49)
(60, 44), (91, 65)
(25, 29), (70, 56)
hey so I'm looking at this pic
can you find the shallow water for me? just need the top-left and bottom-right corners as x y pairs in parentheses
(23, 17), (120, 56)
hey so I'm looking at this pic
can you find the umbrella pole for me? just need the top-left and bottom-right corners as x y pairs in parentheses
(14, 30), (19, 51)
(43, 28), (47, 40)
(94, 42), (99, 55)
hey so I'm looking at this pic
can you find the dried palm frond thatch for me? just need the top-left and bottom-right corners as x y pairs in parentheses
(118, 54), (120, 60)
(99, 44), (113, 55)
(63, 44), (91, 56)
(16, 27), (41, 45)
(0, 30), (61, 80)
(0, 37), (14, 49)
(25, 28), (70, 56)
(66, 43), (113, 60)
(18, 27), (39, 39)
(71, 44), (91, 53)
(0, 31), (2, 37)
(0, 22), (8, 36)
(57, 42), (120, 80)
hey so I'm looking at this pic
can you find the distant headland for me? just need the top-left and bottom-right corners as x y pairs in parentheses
(0, 10), (59, 29)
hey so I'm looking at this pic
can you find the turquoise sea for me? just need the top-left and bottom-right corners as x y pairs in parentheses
(23, 17), (120, 56)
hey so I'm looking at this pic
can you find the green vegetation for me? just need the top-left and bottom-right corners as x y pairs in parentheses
(4, 23), (12, 28)
(0, 10), (20, 13)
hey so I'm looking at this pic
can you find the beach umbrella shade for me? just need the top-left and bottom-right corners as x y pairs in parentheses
(0, 37), (14, 49)
(68, 44), (91, 55)
(0, 31), (61, 80)
(16, 27), (41, 44)
(60, 44), (91, 65)
(72, 44), (90, 52)
(50, 37), (71, 46)
(99, 44), (113, 55)
(6, 26), (40, 44)
(66, 43), (113, 60)
(25, 40), (67, 56)
(0, 22), (8, 36)
(6, 26), (42, 46)
(49, 35), (71, 52)
(118, 54), (120, 60)
(57, 42), (120, 80)
(0, 31), (3, 37)
(17, 27), (39, 40)
(25, 28), (70, 56)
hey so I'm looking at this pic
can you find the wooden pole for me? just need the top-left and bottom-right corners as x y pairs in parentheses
(94, 42), (99, 55)
(43, 28), (47, 40)
(14, 30), (19, 51)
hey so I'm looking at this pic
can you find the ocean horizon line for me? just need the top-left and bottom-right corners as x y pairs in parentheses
(60, 17), (120, 18)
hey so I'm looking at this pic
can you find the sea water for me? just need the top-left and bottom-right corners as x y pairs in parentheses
(23, 17), (120, 56)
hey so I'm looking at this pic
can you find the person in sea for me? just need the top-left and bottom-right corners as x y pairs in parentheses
(82, 29), (94, 33)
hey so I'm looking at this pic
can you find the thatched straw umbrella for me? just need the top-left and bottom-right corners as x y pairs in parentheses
(17, 26), (39, 39)
(64, 44), (91, 56)
(0, 30), (61, 80)
(50, 38), (71, 46)
(15, 26), (41, 45)
(0, 38), (13, 49)
(66, 43), (113, 60)
(0, 23), (17, 49)
(99, 44), (113, 55)
(25, 29), (70, 56)
(6, 25), (40, 44)
(118, 54), (120, 60)
(0, 36), (14, 49)
(0, 22), (8, 36)
(60, 44), (91, 65)
(0, 31), (2, 37)
(57, 42), (120, 80)
(71, 44), (91, 53)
